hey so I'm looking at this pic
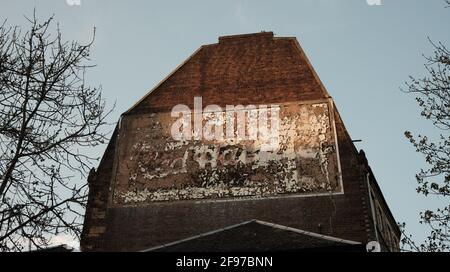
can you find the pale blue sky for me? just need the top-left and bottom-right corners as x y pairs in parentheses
(1, 0), (449, 245)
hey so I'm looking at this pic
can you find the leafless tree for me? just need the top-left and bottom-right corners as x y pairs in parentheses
(0, 13), (113, 251)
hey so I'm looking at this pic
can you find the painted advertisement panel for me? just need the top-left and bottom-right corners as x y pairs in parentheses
(112, 100), (341, 204)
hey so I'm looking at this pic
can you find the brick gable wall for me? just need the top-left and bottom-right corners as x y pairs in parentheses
(80, 32), (399, 251)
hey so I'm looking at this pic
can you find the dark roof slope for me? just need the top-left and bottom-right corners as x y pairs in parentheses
(144, 220), (364, 252)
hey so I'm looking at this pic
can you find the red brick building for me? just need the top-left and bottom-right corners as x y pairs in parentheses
(80, 32), (400, 252)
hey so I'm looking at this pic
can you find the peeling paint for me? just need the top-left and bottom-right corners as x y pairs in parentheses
(113, 101), (341, 204)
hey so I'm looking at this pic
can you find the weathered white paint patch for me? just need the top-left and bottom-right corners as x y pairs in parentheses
(114, 101), (340, 204)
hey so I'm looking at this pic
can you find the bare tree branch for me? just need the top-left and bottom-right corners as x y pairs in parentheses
(0, 13), (113, 251)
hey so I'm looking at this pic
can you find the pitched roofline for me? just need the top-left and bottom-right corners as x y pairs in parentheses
(122, 46), (204, 115)
(123, 33), (331, 115)
(218, 31), (274, 43)
(253, 220), (361, 245)
(286, 37), (332, 99)
(142, 219), (361, 252)
(141, 220), (256, 252)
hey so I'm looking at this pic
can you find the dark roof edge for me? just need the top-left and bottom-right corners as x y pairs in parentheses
(332, 106), (400, 236)
(142, 219), (361, 252)
(367, 163), (401, 236)
(254, 220), (361, 245)
(218, 31), (274, 43)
